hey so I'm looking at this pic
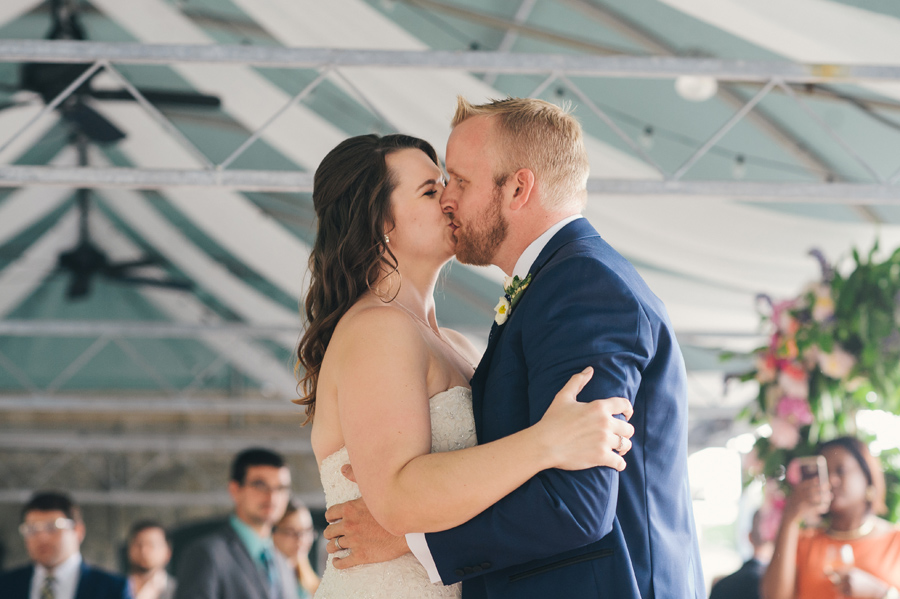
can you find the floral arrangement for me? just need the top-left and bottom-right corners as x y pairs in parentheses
(736, 244), (900, 522)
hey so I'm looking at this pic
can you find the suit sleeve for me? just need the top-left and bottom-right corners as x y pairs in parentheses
(173, 540), (220, 599)
(424, 255), (654, 583)
(119, 577), (133, 599)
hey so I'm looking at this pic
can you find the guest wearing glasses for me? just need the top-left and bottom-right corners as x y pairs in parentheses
(174, 448), (299, 599)
(273, 501), (320, 599)
(0, 490), (130, 599)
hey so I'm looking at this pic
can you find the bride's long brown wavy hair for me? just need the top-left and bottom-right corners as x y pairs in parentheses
(295, 134), (440, 424)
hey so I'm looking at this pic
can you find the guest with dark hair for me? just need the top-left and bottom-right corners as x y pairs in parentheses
(127, 520), (175, 599)
(272, 502), (320, 599)
(762, 436), (900, 599)
(710, 509), (773, 599)
(174, 447), (298, 599)
(0, 490), (130, 599)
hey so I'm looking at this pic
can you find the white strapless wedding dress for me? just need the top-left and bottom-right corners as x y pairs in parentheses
(315, 386), (476, 598)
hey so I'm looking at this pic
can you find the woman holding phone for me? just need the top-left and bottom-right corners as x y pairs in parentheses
(762, 436), (900, 599)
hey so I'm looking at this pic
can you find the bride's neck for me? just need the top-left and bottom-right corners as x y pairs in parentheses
(372, 268), (438, 324)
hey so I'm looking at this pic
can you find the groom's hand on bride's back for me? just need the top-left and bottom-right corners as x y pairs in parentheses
(323, 496), (411, 568)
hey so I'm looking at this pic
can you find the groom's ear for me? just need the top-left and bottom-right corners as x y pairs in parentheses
(508, 168), (535, 211)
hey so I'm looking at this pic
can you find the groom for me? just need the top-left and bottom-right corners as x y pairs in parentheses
(324, 97), (704, 598)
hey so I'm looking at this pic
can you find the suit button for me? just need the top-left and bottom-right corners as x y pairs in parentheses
(454, 569), (465, 577)
(473, 566), (483, 573)
(464, 566), (475, 574)
(481, 562), (492, 569)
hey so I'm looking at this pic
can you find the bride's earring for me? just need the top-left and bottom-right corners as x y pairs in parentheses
(384, 234), (390, 243)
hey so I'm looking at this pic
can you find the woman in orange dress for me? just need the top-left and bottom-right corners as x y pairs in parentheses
(762, 436), (900, 599)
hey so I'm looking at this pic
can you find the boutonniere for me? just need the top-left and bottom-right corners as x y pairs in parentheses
(494, 273), (533, 325)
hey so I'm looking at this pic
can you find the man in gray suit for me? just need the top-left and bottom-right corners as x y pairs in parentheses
(174, 448), (299, 599)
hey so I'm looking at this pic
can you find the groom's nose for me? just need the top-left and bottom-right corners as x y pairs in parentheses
(439, 186), (457, 213)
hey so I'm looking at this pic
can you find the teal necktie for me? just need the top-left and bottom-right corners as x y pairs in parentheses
(260, 548), (281, 599)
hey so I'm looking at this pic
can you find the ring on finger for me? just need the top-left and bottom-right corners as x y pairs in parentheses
(615, 434), (626, 453)
(334, 536), (344, 551)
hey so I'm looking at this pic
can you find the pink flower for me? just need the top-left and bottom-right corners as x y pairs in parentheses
(758, 505), (784, 544)
(777, 363), (809, 399)
(758, 485), (786, 543)
(772, 300), (798, 332)
(755, 353), (777, 384)
(817, 344), (855, 379)
(776, 396), (814, 426)
(786, 458), (802, 485)
(769, 416), (801, 449)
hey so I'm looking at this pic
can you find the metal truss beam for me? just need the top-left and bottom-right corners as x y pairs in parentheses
(0, 395), (299, 414)
(584, 180), (900, 202)
(0, 164), (312, 191)
(0, 319), (296, 338)
(1, 165), (899, 200)
(0, 489), (325, 508)
(0, 40), (898, 83)
(0, 430), (311, 453)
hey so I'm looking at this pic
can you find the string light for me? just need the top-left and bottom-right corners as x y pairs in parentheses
(675, 75), (718, 102)
(639, 125), (654, 150)
(732, 154), (747, 179)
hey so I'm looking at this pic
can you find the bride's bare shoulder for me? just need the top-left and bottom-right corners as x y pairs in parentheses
(330, 300), (422, 351)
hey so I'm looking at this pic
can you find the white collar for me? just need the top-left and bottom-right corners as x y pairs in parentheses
(512, 214), (583, 280)
(34, 553), (82, 599)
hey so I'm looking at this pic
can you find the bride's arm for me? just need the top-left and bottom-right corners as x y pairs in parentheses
(335, 308), (632, 536)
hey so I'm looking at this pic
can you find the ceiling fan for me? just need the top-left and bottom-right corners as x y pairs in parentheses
(56, 136), (195, 300)
(0, 0), (220, 144)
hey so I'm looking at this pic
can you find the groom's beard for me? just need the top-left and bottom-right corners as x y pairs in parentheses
(454, 187), (508, 266)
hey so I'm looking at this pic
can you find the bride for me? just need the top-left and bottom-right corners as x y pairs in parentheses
(296, 133), (634, 598)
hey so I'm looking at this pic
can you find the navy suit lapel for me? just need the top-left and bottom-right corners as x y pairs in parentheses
(470, 321), (500, 437)
(73, 562), (91, 599)
(16, 565), (35, 598)
(470, 218), (599, 437)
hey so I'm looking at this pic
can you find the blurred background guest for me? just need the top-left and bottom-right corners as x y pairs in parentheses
(127, 520), (176, 599)
(710, 509), (774, 599)
(0, 490), (130, 599)
(272, 501), (320, 599)
(174, 447), (298, 599)
(762, 436), (900, 599)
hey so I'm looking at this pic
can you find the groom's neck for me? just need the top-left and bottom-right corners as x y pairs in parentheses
(495, 209), (580, 275)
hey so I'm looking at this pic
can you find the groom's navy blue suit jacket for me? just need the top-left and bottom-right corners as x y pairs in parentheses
(425, 219), (704, 598)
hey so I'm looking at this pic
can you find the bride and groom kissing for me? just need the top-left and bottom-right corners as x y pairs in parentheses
(297, 96), (704, 598)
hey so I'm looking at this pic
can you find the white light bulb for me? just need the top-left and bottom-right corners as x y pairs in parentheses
(675, 75), (718, 102)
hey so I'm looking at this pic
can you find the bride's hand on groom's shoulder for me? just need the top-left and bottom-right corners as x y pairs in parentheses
(538, 367), (635, 472)
(323, 497), (411, 569)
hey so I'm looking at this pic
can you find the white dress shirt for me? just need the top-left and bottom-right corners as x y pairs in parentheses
(31, 553), (82, 599)
(406, 214), (584, 584)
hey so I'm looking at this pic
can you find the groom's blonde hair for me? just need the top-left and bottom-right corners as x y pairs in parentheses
(452, 96), (589, 212)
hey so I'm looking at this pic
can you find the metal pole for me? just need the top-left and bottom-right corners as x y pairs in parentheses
(0, 59), (104, 156)
(1, 41), (899, 83)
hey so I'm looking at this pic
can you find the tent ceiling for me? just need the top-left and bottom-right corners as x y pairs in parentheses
(1, 0), (899, 506)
